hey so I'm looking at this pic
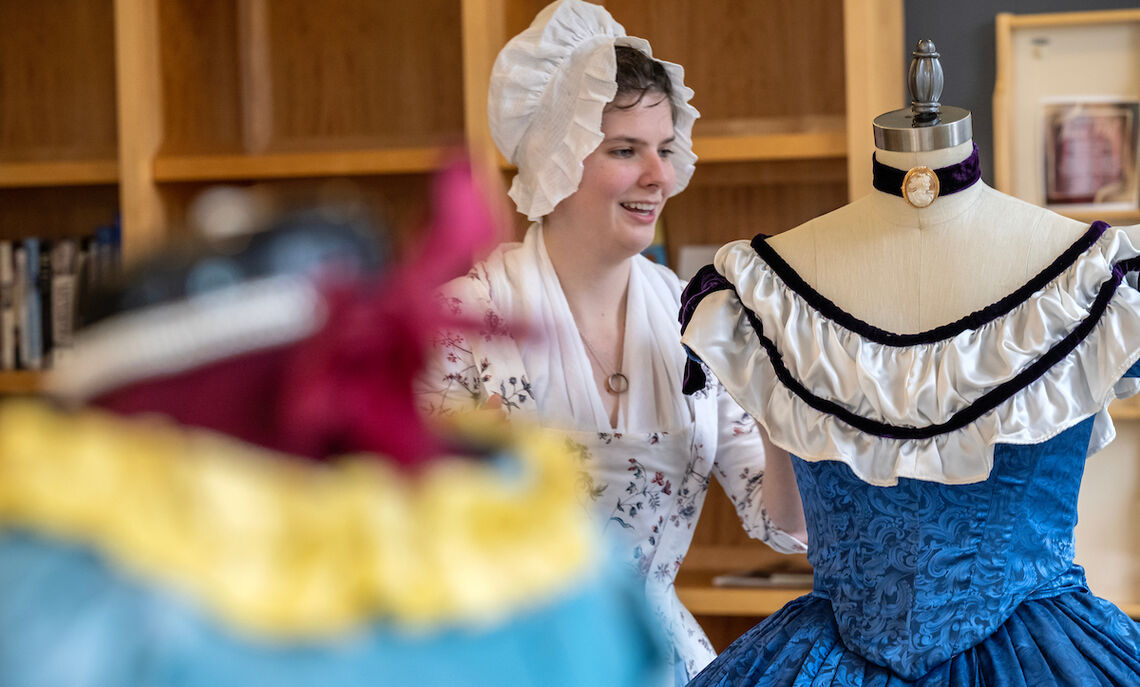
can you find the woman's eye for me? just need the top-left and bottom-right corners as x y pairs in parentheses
(659, 148), (674, 158)
(611, 148), (634, 158)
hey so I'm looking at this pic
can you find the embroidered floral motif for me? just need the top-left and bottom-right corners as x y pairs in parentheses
(596, 432), (624, 445)
(439, 294), (463, 316)
(628, 515), (665, 577)
(608, 457), (673, 528)
(421, 288), (535, 418)
(726, 465), (762, 513)
(420, 331), (484, 415)
(564, 438), (607, 503)
(481, 308), (510, 341)
(729, 410), (758, 436)
(497, 375), (534, 413)
(670, 459), (711, 529)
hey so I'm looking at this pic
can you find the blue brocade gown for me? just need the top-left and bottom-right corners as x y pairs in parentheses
(678, 221), (1140, 685)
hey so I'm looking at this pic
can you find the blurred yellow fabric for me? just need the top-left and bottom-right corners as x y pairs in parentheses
(0, 400), (595, 637)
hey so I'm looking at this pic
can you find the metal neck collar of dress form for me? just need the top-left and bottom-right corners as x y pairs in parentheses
(871, 143), (981, 208)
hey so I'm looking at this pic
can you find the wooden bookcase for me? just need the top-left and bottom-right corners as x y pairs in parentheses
(0, 0), (905, 647)
(0, 2), (902, 653)
(0, 0), (903, 397)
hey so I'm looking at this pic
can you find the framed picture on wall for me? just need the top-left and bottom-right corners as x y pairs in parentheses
(1042, 98), (1139, 212)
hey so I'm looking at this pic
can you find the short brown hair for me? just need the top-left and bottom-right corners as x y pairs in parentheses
(610, 45), (673, 114)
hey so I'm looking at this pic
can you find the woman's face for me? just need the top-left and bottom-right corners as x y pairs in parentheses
(546, 93), (676, 259)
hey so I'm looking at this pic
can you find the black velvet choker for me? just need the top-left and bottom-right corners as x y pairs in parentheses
(872, 142), (981, 206)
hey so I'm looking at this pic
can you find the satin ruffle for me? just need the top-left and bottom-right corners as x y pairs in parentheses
(680, 224), (1140, 485)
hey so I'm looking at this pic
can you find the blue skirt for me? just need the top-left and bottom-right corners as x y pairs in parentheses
(688, 592), (1140, 686)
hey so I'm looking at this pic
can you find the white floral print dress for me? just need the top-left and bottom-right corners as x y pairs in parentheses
(417, 225), (806, 683)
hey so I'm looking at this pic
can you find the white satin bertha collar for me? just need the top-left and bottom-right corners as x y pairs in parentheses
(682, 223), (1140, 486)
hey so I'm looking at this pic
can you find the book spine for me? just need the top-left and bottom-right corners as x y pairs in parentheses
(21, 239), (42, 370)
(50, 239), (78, 366)
(0, 241), (14, 370)
(14, 248), (27, 370)
(109, 215), (122, 281)
(37, 239), (53, 362)
(90, 224), (122, 292)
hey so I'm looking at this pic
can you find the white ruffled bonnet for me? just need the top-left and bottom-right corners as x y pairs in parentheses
(488, 0), (699, 221)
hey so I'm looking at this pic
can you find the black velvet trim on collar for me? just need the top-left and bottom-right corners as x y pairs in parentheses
(680, 229), (1140, 434)
(749, 221), (1111, 347)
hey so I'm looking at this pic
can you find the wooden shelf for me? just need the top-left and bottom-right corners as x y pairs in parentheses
(153, 146), (456, 182)
(677, 582), (811, 617)
(0, 160), (119, 188)
(675, 567), (811, 618)
(0, 371), (44, 395)
(693, 115), (847, 163)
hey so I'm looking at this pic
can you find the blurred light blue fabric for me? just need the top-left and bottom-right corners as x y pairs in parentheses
(0, 530), (669, 687)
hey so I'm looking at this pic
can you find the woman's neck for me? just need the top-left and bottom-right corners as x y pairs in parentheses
(541, 220), (632, 320)
(540, 220), (630, 428)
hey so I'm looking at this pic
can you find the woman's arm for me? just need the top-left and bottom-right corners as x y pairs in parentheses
(757, 426), (808, 545)
(414, 328), (487, 418)
(413, 288), (490, 418)
(712, 387), (808, 553)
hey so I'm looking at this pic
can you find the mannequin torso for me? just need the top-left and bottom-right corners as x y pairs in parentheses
(767, 141), (1099, 333)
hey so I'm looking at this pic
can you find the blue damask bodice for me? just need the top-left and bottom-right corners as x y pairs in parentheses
(793, 416), (1098, 676)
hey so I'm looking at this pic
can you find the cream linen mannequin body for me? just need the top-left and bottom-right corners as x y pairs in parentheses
(768, 140), (1099, 333)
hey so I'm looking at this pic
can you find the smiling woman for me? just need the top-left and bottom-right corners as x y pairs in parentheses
(414, 1), (808, 684)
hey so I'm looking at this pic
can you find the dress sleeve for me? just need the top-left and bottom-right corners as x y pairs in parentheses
(413, 282), (490, 418)
(711, 381), (808, 554)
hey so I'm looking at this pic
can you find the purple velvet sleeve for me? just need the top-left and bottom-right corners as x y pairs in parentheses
(679, 264), (734, 395)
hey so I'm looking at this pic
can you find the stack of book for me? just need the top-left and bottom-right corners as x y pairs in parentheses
(0, 220), (121, 371)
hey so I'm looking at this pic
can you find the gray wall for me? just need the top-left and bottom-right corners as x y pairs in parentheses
(902, 0), (1139, 183)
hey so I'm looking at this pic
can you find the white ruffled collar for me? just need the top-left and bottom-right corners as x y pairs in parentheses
(681, 222), (1140, 485)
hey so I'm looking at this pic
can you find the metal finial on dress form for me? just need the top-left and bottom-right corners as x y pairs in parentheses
(873, 39), (972, 152)
(908, 39), (943, 122)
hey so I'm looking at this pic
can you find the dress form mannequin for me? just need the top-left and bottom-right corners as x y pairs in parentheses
(680, 38), (1140, 686)
(768, 40), (1091, 333)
